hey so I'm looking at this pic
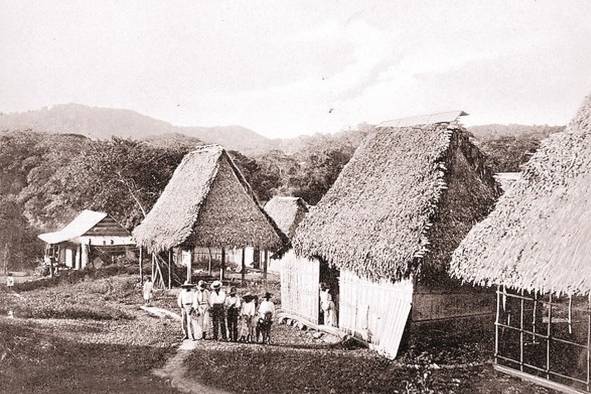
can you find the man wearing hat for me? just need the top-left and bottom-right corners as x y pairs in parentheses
(258, 292), (275, 318)
(225, 287), (241, 342)
(177, 281), (196, 340)
(208, 280), (227, 341)
(192, 280), (210, 340)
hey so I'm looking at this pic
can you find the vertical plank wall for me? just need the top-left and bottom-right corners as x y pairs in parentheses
(339, 270), (413, 359)
(280, 250), (320, 324)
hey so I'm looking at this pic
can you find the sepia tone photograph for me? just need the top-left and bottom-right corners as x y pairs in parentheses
(1, 1), (591, 393)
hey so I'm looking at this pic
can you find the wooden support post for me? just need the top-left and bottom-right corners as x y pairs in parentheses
(546, 293), (552, 380)
(220, 248), (225, 281)
(587, 294), (590, 391)
(151, 254), (155, 283)
(241, 248), (246, 285)
(520, 289), (524, 371)
(263, 250), (268, 282)
(532, 290), (537, 342)
(495, 285), (500, 364)
(207, 248), (213, 276)
(139, 247), (144, 285)
(186, 250), (192, 284)
(168, 250), (172, 289)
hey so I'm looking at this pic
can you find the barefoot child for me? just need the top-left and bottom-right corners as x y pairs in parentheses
(239, 292), (256, 342)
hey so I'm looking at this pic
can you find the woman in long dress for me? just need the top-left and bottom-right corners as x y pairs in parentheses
(192, 280), (210, 340)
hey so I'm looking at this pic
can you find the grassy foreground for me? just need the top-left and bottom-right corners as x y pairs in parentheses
(0, 271), (179, 393)
(0, 269), (553, 393)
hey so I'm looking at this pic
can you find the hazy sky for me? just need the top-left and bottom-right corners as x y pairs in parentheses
(1, 1), (591, 138)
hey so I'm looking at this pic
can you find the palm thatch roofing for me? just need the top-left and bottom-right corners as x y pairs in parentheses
(450, 95), (591, 295)
(133, 144), (287, 254)
(293, 112), (499, 283)
(264, 196), (309, 239)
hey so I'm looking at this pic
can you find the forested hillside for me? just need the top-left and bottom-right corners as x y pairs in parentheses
(0, 121), (564, 271)
(0, 129), (359, 270)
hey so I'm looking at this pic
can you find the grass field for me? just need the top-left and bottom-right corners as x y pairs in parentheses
(0, 267), (553, 393)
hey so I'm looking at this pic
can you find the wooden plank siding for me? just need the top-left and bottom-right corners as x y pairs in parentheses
(411, 286), (496, 322)
(280, 250), (320, 324)
(339, 270), (413, 359)
(83, 217), (130, 237)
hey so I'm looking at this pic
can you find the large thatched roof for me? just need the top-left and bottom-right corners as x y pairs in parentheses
(133, 144), (287, 253)
(264, 196), (309, 239)
(450, 95), (591, 295)
(293, 113), (499, 283)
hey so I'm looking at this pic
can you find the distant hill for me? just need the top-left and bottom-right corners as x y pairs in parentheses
(0, 104), (274, 154)
(468, 124), (564, 141)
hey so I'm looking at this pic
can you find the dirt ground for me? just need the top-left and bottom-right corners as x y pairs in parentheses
(0, 268), (554, 393)
(0, 272), (180, 393)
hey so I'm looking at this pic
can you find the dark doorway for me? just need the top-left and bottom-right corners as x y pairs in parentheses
(319, 260), (339, 326)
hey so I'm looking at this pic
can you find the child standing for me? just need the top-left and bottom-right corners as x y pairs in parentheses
(239, 292), (256, 342)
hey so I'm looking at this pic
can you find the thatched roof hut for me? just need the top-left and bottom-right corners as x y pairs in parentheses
(293, 111), (500, 284)
(264, 196), (309, 239)
(133, 144), (286, 254)
(450, 95), (591, 296)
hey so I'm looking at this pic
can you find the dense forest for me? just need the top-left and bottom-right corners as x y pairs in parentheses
(0, 122), (563, 271)
(0, 130), (356, 270)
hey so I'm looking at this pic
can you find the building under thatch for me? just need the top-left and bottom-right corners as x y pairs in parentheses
(133, 144), (287, 286)
(264, 196), (309, 239)
(262, 196), (313, 308)
(39, 209), (134, 272)
(292, 111), (500, 358)
(450, 95), (591, 393)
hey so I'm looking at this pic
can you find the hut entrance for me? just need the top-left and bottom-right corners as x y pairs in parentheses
(495, 287), (591, 393)
(319, 260), (339, 326)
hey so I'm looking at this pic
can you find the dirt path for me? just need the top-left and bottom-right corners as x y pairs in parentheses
(148, 306), (228, 394)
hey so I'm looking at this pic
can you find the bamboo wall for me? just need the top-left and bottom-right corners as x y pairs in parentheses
(339, 270), (413, 359)
(280, 250), (320, 324)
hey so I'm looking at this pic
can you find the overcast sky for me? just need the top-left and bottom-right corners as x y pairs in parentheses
(1, 1), (591, 138)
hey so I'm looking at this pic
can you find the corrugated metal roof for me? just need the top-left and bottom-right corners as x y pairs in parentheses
(377, 111), (468, 128)
(38, 210), (108, 244)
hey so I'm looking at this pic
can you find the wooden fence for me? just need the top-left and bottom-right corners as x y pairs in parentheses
(339, 270), (413, 359)
(280, 250), (320, 324)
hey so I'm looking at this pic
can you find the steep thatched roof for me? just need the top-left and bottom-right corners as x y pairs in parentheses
(133, 144), (287, 253)
(264, 196), (309, 239)
(293, 113), (499, 282)
(450, 95), (591, 295)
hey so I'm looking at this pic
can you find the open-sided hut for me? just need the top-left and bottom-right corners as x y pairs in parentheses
(39, 209), (134, 271)
(132, 144), (286, 286)
(450, 95), (591, 393)
(292, 111), (500, 358)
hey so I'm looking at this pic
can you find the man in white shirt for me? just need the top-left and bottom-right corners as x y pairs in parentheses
(225, 287), (241, 342)
(258, 292), (275, 318)
(177, 281), (195, 340)
(257, 292), (275, 343)
(209, 281), (227, 341)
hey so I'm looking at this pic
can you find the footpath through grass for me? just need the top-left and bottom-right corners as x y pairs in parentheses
(0, 270), (180, 393)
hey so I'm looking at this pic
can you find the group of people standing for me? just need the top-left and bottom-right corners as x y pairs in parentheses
(177, 279), (275, 342)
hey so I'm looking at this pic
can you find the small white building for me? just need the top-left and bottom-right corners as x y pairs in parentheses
(39, 210), (135, 270)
